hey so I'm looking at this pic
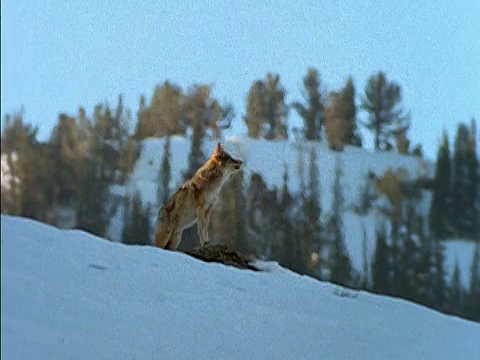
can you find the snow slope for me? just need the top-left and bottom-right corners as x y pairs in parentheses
(2, 215), (479, 360)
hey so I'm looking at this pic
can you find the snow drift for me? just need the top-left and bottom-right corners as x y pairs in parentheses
(2, 215), (479, 359)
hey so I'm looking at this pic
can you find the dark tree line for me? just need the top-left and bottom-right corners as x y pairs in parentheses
(1, 96), (138, 237)
(371, 218), (479, 321)
(429, 120), (479, 240)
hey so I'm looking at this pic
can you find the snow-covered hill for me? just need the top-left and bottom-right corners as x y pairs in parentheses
(108, 137), (475, 286)
(111, 136), (432, 214)
(110, 136), (431, 252)
(1, 215), (479, 359)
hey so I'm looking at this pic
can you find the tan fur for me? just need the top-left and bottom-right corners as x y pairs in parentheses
(155, 142), (242, 250)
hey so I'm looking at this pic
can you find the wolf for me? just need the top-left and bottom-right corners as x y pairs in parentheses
(155, 142), (243, 250)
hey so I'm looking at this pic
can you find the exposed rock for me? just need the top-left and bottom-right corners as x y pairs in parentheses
(184, 244), (258, 271)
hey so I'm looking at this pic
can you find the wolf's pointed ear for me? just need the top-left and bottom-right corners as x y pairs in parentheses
(213, 142), (223, 156)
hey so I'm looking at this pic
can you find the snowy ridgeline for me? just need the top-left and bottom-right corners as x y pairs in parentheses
(108, 136), (475, 287)
(2, 215), (479, 360)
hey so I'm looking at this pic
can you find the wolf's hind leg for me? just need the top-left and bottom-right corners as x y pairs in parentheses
(196, 206), (209, 246)
(204, 204), (214, 241)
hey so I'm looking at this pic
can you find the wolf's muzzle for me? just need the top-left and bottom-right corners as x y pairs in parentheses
(233, 159), (243, 170)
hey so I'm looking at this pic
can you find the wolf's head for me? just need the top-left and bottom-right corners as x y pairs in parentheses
(212, 142), (243, 174)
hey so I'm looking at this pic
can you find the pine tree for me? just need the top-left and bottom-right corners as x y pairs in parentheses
(372, 224), (390, 294)
(429, 131), (452, 239)
(330, 231), (348, 285)
(153, 81), (185, 136)
(447, 259), (464, 316)
(464, 119), (479, 239)
(361, 72), (410, 150)
(329, 159), (353, 285)
(244, 81), (266, 139)
(324, 77), (360, 150)
(389, 220), (403, 296)
(431, 238), (447, 311)
(212, 168), (248, 253)
(1, 109), (55, 222)
(246, 173), (278, 258)
(185, 85), (234, 138)
(342, 77), (361, 147)
(119, 137), (139, 184)
(244, 73), (288, 140)
(76, 160), (110, 237)
(302, 148), (323, 276)
(288, 148), (310, 275)
(296, 144), (307, 196)
(135, 82), (233, 140)
(390, 120), (411, 154)
(143, 204), (152, 245)
(29, 143), (57, 223)
(246, 173), (264, 254)
(278, 165), (293, 264)
(275, 165), (298, 271)
(361, 224), (369, 289)
(46, 113), (88, 225)
(305, 147), (321, 224)
(90, 95), (130, 185)
(399, 233), (419, 301)
(50, 113), (90, 207)
(183, 123), (205, 181)
(1, 108), (38, 154)
(415, 225), (435, 308)
(121, 191), (132, 243)
(157, 137), (172, 208)
(387, 191), (423, 301)
(134, 82), (185, 140)
(228, 168), (248, 252)
(112, 96), (131, 183)
(122, 192), (151, 246)
(451, 123), (470, 237)
(77, 96), (130, 236)
(397, 199), (421, 301)
(466, 241), (480, 321)
(135, 94), (149, 139)
(292, 67), (324, 141)
(265, 74), (289, 140)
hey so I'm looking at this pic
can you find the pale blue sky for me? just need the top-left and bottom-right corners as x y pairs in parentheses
(2, 0), (479, 159)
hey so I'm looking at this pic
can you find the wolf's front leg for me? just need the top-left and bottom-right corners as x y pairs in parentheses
(196, 206), (209, 246)
(165, 229), (182, 251)
(204, 204), (214, 242)
(155, 226), (173, 249)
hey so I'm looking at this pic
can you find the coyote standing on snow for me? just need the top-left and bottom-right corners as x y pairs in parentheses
(155, 142), (243, 250)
